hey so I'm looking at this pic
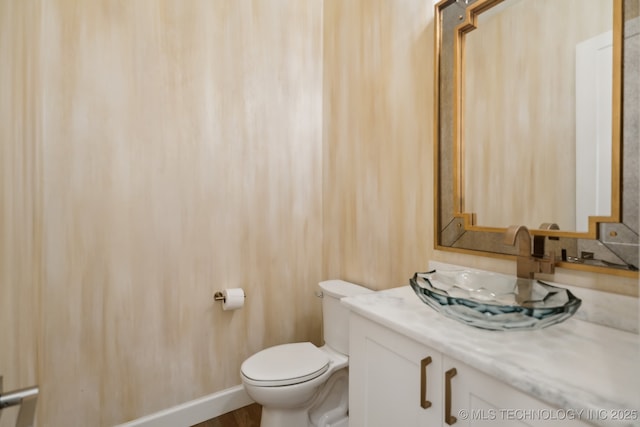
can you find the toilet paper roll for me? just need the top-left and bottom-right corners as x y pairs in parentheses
(222, 288), (245, 311)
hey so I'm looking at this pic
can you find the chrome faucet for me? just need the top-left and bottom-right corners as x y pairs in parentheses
(503, 225), (555, 279)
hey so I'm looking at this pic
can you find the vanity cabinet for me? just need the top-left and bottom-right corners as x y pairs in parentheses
(348, 313), (593, 427)
(348, 312), (442, 427)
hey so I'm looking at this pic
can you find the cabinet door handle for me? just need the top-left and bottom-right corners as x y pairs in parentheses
(445, 367), (457, 425)
(420, 356), (432, 409)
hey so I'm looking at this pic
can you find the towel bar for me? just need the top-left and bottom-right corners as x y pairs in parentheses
(0, 376), (39, 427)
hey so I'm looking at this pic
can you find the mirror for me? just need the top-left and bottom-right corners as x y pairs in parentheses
(434, 0), (639, 275)
(462, 0), (613, 232)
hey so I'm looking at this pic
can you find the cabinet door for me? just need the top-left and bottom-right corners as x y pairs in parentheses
(349, 314), (442, 427)
(443, 356), (593, 427)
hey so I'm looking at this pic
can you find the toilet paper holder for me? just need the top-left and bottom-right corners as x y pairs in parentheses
(213, 290), (246, 302)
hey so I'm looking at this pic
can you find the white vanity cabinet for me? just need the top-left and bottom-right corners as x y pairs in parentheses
(349, 313), (594, 427)
(349, 312), (442, 426)
(443, 355), (594, 427)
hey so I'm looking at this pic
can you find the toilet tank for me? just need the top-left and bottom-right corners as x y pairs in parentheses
(319, 280), (374, 355)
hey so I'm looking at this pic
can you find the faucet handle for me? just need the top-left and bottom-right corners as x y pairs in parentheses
(533, 223), (560, 258)
(539, 250), (556, 274)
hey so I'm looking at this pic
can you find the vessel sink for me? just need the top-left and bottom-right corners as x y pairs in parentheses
(409, 268), (581, 331)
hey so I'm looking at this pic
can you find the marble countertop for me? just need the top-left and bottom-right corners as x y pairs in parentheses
(342, 285), (640, 427)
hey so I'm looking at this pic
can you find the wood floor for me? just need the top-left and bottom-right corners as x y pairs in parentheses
(191, 403), (262, 427)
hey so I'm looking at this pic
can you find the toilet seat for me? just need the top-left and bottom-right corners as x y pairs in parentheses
(241, 342), (330, 387)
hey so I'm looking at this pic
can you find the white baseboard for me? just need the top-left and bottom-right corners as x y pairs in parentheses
(115, 385), (254, 427)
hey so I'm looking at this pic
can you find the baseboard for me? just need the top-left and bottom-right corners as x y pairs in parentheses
(115, 385), (254, 427)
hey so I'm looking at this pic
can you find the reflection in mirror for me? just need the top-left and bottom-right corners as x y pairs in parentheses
(462, 0), (613, 232)
(434, 0), (639, 277)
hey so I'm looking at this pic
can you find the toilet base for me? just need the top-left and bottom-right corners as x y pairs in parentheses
(260, 407), (311, 427)
(259, 404), (348, 427)
(257, 369), (349, 427)
(260, 410), (348, 427)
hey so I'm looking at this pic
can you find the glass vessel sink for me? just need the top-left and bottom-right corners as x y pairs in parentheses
(409, 269), (581, 331)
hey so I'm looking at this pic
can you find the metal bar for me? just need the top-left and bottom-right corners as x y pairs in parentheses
(0, 376), (39, 427)
(0, 386), (39, 410)
(420, 356), (433, 409)
(445, 368), (457, 425)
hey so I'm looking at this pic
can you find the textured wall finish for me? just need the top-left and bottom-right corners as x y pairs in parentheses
(0, 2), (42, 427)
(1, 1), (322, 426)
(322, 0), (433, 289)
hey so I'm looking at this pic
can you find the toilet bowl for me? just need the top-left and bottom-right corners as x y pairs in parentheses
(240, 280), (373, 427)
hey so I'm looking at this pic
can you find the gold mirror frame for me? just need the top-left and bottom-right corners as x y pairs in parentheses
(434, 0), (639, 278)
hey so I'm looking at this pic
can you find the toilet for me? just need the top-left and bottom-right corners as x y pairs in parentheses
(240, 280), (373, 427)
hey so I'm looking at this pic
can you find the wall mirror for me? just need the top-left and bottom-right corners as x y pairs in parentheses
(434, 0), (639, 276)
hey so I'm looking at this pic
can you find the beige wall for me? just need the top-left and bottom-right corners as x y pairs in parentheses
(0, 1), (42, 426)
(1, 1), (322, 426)
(1, 0), (638, 426)
(322, 0), (434, 289)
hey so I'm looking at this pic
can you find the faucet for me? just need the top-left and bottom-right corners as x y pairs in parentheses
(503, 225), (555, 279)
(533, 223), (559, 258)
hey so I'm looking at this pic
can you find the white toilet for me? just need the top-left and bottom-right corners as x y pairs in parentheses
(240, 280), (373, 427)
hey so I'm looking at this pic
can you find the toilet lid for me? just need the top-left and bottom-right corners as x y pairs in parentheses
(241, 342), (330, 387)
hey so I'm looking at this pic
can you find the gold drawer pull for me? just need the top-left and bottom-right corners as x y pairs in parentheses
(445, 367), (457, 425)
(420, 356), (432, 409)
